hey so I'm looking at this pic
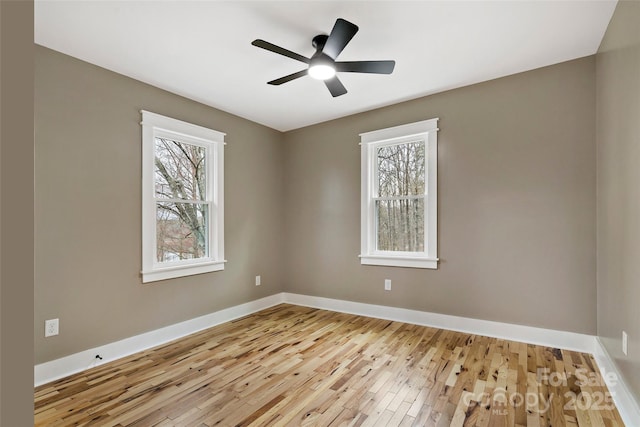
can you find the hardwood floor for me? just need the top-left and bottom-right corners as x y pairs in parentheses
(35, 304), (625, 426)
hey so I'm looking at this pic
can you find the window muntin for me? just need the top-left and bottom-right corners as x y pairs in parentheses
(360, 119), (438, 269)
(141, 111), (225, 282)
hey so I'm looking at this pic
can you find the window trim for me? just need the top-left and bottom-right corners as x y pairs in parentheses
(360, 118), (439, 269)
(141, 110), (226, 283)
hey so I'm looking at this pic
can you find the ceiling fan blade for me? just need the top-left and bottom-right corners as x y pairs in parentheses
(251, 39), (310, 64)
(335, 60), (396, 74)
(324, 76), (348, 97)
(267, 69), (308, 85)
(322, 18), (358, 60)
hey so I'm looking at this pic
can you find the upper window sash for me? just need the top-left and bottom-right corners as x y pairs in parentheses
(374, 138), (426, 200)
(360, 118), (439, 269)
(154, 133), (211, 204)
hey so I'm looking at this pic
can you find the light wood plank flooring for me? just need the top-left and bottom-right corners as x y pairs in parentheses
(35, 304), (625, 426)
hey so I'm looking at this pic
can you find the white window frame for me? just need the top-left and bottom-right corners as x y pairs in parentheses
(141, 110), (225, 283)
(360, 118), (439, 269)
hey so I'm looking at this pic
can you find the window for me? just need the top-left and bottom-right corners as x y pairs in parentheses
(141, 111), (225, 282)
(360, 118), (439, 269)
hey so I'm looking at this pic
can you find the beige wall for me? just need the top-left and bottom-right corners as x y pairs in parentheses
(35, 46), (285, 364)
(283, 57), (597, 334)
(1, 1), (35, 424)
(596, 0), (640, 401)
(35, 47), (599, 367)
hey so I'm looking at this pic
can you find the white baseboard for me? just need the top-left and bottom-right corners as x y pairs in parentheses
(34, 293), (285, 387)
(593, 337), (640, 425)
(35, 291), (639, 426)
(282, 293), (595, 353)
(34, 292), (593, 386)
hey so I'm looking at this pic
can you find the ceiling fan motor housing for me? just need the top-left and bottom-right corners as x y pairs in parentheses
(312, 34), (329, 51)
(252, 18), (395, 97)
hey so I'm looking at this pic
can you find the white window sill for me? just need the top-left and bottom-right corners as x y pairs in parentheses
(142, 260), (226, 283)
(359, 254), (439, 269)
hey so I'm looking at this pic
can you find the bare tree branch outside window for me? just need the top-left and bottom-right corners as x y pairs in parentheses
(154, 137), (208, 262)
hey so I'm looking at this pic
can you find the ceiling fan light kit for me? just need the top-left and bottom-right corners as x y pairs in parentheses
(252, 18), (395, 97)
(308, 63), (335, 80)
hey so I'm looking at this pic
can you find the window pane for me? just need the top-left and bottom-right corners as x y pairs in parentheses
(155, 137), (206, 201)
(156, 202), (208, 262)
(376, 198), (424, 252)
(377, 141), (425, 197)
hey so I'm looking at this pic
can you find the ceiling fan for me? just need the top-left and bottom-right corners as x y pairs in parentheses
(252, 18), (396, 97)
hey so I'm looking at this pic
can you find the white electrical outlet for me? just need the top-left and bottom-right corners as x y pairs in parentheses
(45, 318), (59, 337)
(622, 331), (628, 356)
(255, 275), (261, 286)
(384, 279), (391, 291)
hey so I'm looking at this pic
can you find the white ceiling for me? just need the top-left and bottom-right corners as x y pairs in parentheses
(35, 1), (616, 132)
